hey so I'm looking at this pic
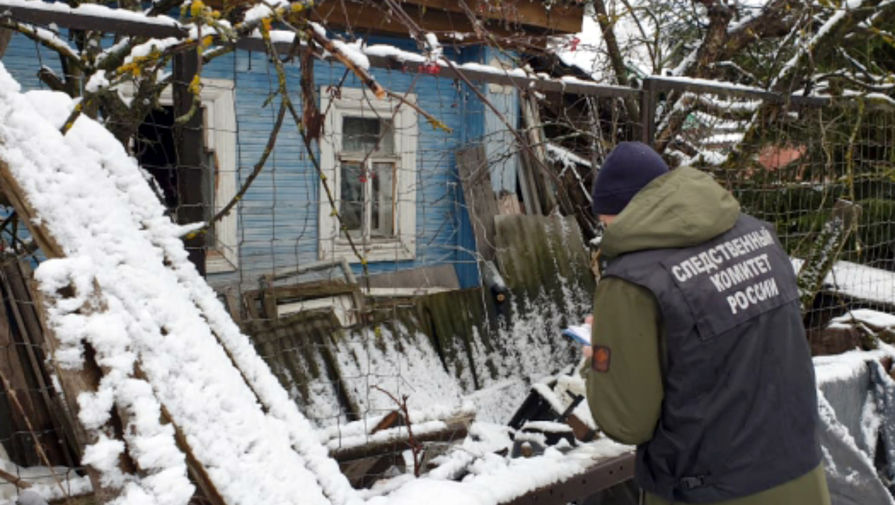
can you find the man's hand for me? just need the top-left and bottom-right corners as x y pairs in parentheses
(582, 314), (594, 358)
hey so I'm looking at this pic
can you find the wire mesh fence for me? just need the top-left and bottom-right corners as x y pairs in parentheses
(0, 7), (894, 499)
(657, 81), (895, 334)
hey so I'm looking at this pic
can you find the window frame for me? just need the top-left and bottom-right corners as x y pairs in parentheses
(318, 87), (417, 263)
(123, 78), (238, 274)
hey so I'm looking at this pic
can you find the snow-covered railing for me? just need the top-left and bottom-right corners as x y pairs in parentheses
(648, 75), (830, 107)
(0, 0), (186, 37)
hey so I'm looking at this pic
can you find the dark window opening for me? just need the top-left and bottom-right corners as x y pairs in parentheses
(135, 106), (215, 248)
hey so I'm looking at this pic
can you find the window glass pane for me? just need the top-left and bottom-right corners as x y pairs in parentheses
(343, 117), (394, 154)
(371, 162), (395, 237)
(339, 162), (363, 234)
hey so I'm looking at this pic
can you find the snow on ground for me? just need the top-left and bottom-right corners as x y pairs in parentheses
(829, 309), (895, 330)
(792, 258), (895, 306)
(0, 444), (92, 502)
(362, 437), (630, 505)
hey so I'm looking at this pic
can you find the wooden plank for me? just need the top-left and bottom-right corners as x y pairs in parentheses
(29, 283), (122, 503)
(406, 0), (584, 33)
(457, 145), (500, 261)
(265, 281), (357, 301)
(0, 265), (42, 464)
(0, 2), (187, 38)
(312, 2), (485, 38)
(154, 386), (228, 505)
(521, 92), (557, 214)
(499, 452), (635, 505)
(0, 265), (75, 467)
(0, 163), (64, 259)
(222, 287), (242, 325)
(330, 417), (472, 462)
(312, 0), (582, 37)
(15, 262), (82, 465)
(1, 158), (147, 502)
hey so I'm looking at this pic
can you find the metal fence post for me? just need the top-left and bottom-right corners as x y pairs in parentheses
(640, 77), (658, 147)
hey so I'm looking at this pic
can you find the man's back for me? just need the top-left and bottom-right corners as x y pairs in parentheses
(584, 159), (830, 504)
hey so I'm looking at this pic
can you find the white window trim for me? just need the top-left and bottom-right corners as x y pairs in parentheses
(121, 78), (238, 273)
(318, 87), (417, 263)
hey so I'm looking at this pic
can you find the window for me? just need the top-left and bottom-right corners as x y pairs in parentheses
(319, 88), (417, 262)
(130, 79), (238, 273)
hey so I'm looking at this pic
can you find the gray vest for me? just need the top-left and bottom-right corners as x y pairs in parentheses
(604, 214), (821, 503)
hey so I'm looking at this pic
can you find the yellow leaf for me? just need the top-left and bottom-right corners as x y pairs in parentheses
(190, 0), (205, 17)
(189, 74), (202, 95)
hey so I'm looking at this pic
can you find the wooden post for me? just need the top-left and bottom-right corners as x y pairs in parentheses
(173, 50), (207, 276)
(456, 145), (500, 261)
(518, 93), (558, 215)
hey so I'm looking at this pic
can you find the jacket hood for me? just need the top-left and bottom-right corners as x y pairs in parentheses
(600, 166), (740, 259)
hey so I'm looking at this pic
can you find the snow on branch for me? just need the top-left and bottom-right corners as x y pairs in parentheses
(0, 19), (81, 67)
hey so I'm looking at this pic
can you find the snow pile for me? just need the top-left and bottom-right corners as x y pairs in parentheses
(0, 62), (355, 505)
(362, 436), (630, 505)
(829, 309), (895, 331)
(814, 345), (895, 504)
(0, 444), (91, 502)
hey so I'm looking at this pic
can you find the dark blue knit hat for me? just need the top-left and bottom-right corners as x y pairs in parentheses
(591, 141), (669, 215)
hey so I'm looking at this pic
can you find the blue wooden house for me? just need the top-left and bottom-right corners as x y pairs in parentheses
(0, 0), (584, 308)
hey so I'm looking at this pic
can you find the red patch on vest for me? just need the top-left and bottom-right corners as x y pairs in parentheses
(592, 345), (611, 373)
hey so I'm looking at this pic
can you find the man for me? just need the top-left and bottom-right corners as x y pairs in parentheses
(583, 141), (830, 505)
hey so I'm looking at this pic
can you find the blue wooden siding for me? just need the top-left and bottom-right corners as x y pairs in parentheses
(2, 32), (489, 288)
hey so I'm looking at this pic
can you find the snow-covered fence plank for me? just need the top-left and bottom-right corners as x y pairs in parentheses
(498, 452), (634, 505)
(0, 63), (353, 505)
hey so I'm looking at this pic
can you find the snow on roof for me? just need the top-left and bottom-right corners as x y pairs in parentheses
(0, 0), (181, 27)
(0, 61), (355, 505)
